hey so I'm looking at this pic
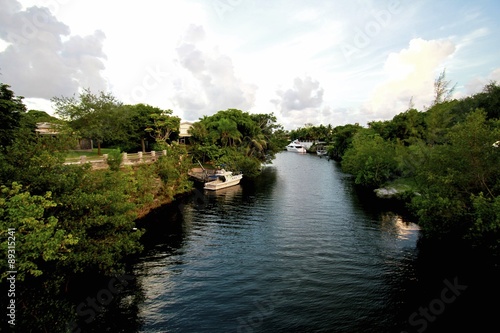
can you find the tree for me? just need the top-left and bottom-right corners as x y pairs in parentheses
(244, 133), (267, 158)
(189, 121), (210, 142)
(216, 118), (241, 147)
(22, 109), (61, 126)
(144, 109), (180, 149)
(112, 104), (163, 152)
(411, 109), (500, 238)
(329, 123), (363, 160)
(53, 169), (144, 275)
(188, 122), (220, 163)
(0, 183), (78, 281)
(52, 89), (124, 155)
(452, 81), (500, 121)
(191, 109), (283, 175)
(341, 130), (398, 187)
(424, 100), (457, 145)
(0, 83), (26, 150)
(433, 68), (456, 105)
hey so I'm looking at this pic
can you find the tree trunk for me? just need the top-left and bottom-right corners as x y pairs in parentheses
(141, 138), (146, 153)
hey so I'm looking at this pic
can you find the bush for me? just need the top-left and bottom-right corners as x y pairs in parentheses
(341, 131), (398, 187)
(106, 148), (123, 171)
(0, 183), (78, 281)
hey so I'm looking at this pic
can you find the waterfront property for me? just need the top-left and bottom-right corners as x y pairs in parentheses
(64, 150), (168, 169)
(179, 121), (194, 144)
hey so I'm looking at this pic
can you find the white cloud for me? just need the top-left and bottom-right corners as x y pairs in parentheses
(455, 27), (490, 51)
(0, 0), (108, 98)
(365, 38), (457, 120)
(172, 25), (257, 121)
(273, 76), (324, 114)
(464, 67), (500, 95)
(271, 76), (327, 128)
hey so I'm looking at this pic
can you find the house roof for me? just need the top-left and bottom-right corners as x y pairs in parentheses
(179, 121), (193, 137)
(35, 122), (60, 135)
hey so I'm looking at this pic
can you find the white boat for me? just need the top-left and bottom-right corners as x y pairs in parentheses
(204, 169), (243, 191)
(316, 149), (327, 156)
(286, 140), (307, 153)
(316, 144), (327, 156)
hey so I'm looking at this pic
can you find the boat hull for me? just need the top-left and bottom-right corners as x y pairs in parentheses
(286, 140), (307, 153)
(204, 174), (243, 190)
(286, 146), (307, 153)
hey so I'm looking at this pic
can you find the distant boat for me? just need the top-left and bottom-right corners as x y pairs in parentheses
(316, 144), (327, 156)
(204, 169), (243, 191)
(316, 149), (327, 156)
(286, 140), (307, 153)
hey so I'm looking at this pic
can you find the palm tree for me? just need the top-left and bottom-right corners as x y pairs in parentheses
(244, 134), (267, 158)
(217, 118), (241, 147)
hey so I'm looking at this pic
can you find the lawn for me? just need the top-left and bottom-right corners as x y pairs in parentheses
(65, 148), (117, 158)
(383, 177), (419, 194)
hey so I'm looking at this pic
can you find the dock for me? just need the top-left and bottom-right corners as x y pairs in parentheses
(188, 167), (217, 183)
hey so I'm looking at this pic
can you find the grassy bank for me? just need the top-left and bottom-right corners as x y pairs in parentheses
(65, 148), (117, 158)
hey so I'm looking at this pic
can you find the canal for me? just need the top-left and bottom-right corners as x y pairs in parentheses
(132, 152), (416, 332)
(5, 151), (498, 333)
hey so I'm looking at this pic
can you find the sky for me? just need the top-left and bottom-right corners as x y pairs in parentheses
(1, 0), (500, 129)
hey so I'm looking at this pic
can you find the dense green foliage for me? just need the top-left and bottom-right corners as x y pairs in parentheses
(341, 131), (398, 187)
(289, 123), (334, 142)
(52, 89), (125, 155)
(52, 91), (181, 154)
(0, 183), (78, 281)
(409, 110), (500, 240)
(113, 103), (164, 152)
(334, 83), (500, 249)
(189, 109), (287, 177)
(0, 83), (26, 149)
(0, 83), (192, 286)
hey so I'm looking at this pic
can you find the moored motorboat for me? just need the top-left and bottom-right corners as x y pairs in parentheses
(204, 169), (243, 190)
(286, 140), (307, 153)
(316, 149), (327, 156)
(316, 144), (327, 156)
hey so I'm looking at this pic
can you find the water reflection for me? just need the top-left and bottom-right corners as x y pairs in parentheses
(380, 212), (420, 240)
(204, 183), (242, 201)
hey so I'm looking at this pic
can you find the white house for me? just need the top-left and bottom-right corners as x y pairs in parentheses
(36, 122), (93, 150)
(179, 121), (193, 144)
(35, 122), (60, 135)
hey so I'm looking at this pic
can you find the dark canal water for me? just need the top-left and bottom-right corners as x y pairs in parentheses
(126, 152), (498, 333)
